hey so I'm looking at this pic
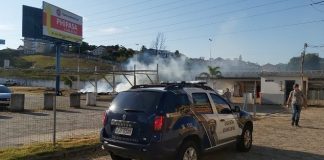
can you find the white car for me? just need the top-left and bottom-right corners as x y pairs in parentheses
(0, 85), (11, 105)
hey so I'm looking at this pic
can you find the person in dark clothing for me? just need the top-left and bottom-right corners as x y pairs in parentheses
(286, 83), (307, 127)
(223, 88), (232, 103)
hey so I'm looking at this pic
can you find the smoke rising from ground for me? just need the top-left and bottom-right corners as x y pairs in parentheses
(80, 52), (209, 93)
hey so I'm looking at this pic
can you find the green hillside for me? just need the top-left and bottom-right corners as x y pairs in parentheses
(0, 49), (113, 79)
(22, 55), (112, 70)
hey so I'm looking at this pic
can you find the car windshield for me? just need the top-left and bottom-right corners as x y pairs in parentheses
(109, 91), (163, 114)
(0, 86), (11, 93)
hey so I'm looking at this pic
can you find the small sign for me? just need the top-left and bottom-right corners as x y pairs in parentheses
(0, 39), (5, 44)
(4, 59), (10, 68)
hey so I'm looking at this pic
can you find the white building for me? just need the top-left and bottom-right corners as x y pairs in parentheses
(92, 46), (107, 56)
(196, 71), (324, 106)
(260, 74), (307, 105)
(23, 38), (53, 54)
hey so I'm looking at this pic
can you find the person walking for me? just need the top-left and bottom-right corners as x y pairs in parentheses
(286, 83), (307, 127)
(223, 88), (232, 103)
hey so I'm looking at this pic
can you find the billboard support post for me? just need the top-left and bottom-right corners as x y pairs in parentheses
(55, 42), (61, 96)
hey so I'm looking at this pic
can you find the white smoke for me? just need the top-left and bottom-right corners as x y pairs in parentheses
(80, 52), (209, 93)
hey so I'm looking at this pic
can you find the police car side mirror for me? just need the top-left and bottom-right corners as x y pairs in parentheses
(233, 106), (241, 113)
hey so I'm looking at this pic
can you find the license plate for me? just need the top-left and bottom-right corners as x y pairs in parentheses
(114, 127), (133, 136)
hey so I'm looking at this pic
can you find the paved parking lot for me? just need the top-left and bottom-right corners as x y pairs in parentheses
(69, 107), (324, 160)
(0, 97), (108, 148)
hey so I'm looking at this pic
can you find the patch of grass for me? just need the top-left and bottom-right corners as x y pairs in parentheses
(0, 134), (99, 160)
(22, 55), (112, 70)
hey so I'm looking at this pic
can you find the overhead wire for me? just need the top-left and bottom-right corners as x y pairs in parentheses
(85, 2), (312, 40)
(85, 0), (292, 37)
(85, 0), (155, 17)
(86, 0), (193, 23)
(86, 0), (220, 27)
(309, 0), (324, 12)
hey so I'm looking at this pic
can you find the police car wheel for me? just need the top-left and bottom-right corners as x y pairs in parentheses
(237, 125), (252, 152)
(177, 141), (200, 160)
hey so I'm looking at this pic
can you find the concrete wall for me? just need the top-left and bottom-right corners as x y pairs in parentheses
(0, 78), (86, 90)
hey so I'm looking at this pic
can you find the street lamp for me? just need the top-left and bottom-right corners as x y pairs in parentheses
(209, 38), (213, 65)
(135, 44), (140, 63)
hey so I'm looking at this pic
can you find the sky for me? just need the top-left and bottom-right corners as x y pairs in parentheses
(0, 0), (324, 65)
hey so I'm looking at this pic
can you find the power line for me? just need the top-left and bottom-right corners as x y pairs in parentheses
(85, 0), (291, 37)
(167, 19), (324, 42)
(86, 0), (218, 26)
(89, 19), (324, 48)
(86, 2), (310, 40)
(85, 0), (154, 17)
(87, 0), (189, 23)
(309, 0), (324, 12)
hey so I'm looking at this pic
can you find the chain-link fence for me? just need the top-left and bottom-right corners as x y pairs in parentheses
(0, 92), (109, 149)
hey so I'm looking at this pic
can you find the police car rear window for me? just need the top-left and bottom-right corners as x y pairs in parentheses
(162, 92), (190, 113)
(109, 91), (163, 114)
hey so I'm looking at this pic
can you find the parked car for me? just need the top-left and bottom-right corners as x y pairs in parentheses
(100, 82), (253, 160)
(4, 80), (18, 86)
(0, 85), (11, 105)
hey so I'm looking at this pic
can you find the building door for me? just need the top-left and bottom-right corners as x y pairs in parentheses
(285, 80), (295, 102)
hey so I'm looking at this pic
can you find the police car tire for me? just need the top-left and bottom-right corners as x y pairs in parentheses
(176, 141), (200, 160)
(236, 125), (252, 152)
(110, 152), (131, 160)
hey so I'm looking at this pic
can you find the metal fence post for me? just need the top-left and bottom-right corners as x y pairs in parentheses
(53, 95), (57, 147)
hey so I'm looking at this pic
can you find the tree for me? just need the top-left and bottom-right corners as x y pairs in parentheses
(70, 42), (97, 54)
(175, 50), (180, 57)
(198, 66), (222, 80)
(140, 45), (147, 52)
(207, 66), (222, 78)
(151, 32), (166, 55)
(288, 53), (320, 71)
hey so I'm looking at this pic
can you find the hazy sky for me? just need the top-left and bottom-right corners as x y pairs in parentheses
(0, 0), (324, 64)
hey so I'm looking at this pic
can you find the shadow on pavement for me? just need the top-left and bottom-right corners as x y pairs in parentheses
(78, 107), (106, 112)
(300, 125), (324, 130)
(56, 109), (81, 114)
(0, 115), (12, 119)
(19, 110), (49, 116)
(203, 144), (324, 160)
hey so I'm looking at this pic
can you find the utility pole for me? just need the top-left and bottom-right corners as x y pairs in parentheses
(209, 38), (213, 65)
(301, 43), (307, 93)
(77, 43), (81, 90)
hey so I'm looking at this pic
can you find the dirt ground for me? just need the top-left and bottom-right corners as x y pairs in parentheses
(67, 107), (324, 160)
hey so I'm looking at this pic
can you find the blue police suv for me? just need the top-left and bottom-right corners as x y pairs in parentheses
(100, 82), (253, 160)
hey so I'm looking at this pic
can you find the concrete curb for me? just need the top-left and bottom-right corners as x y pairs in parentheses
(27, 144), (102, 160)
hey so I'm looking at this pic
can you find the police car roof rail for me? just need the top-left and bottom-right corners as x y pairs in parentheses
(164, 82), (213, 91)
(131, 81), (213, 91)
(130, 84), (166, 89)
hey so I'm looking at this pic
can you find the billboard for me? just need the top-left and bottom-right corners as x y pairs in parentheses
(22, 5), (43, 39)
(0, 39), (4, 44)
(42, 1), (82, 43)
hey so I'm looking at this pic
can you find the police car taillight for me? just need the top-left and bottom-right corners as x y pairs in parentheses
(153, 116), (164, 132)
(102, 111), (108, 126)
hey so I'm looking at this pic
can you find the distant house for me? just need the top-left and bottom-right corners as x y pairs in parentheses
(16, 45), (24, 54)
(92, 46), (107, 56)
(17, 45), (24, 51)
